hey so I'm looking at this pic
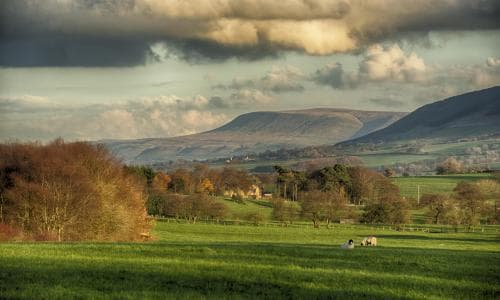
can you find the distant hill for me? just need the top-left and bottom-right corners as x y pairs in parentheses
(342, 86), (500, 145)
(101, 108), (406, 163)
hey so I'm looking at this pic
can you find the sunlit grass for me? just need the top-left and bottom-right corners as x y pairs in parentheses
(393, 174), (492, 199)
(1, 221), (499, 299)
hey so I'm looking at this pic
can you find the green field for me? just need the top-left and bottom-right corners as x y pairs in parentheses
(1, 221), (499, 299)
(357, 153), (438, 168)
(393, 173), (493, 199)
(219, 138), (500, 172)
(214, 197), (273, 220)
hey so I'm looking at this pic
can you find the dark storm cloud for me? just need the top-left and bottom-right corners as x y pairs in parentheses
(1, 0), (499, 67)
(0, 36), (158, 67)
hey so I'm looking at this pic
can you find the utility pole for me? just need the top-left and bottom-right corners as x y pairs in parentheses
(417, 184), (420, 206)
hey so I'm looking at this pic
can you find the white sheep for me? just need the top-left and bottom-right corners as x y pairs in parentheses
(340, 239), (354, 249)
(360, 236), (377, 246)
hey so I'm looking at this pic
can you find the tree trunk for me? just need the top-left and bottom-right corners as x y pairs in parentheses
(434, 210), (440, 224)
(313, 219), (319, 228)
(0, 194), (4, 223)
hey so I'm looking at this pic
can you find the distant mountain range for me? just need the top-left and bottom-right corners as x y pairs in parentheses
(102, 86), (500, 164)
(343, 86), (500, 145)
(102, 108), (406, 163)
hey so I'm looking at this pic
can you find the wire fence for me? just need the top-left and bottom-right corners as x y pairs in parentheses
(155, 217), (500, 233)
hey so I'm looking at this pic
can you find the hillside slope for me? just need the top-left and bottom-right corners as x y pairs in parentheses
(102, 108), (406, 163)
(344, 86), (500, 145)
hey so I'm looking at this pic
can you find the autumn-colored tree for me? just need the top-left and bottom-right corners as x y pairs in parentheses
(348, 166), (378, 205)
(420, 194), (452, 224)
(361, 194), (410, 226)
(152, 172), (171, 194)
(436, 157), (463, 174)
(160, 193), (186, 219)
(299, 190), (328, 228)
(207, 169), (224, 194)
(323, 187), (348, 228)
(160, 192), (226, 223)
(384, 168), (396, 178)
(476, 179), (500, 224)
(207, 202), (227, 222)
(197, 178), (215, 195)
(453, 181), (486, 230)
(0, 140), (151, 241)
(220, 167), (254, 194)
(169, 168), (193, 194)
(272, 198), (298, 225)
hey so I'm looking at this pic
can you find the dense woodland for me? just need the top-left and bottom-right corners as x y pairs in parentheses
(0, 141), (498, 241)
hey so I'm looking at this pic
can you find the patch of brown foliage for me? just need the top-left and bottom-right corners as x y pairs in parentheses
(0, 139), (152, 241)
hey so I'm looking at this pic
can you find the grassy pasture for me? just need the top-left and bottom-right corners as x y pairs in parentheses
(213, 197), (273, 220)
(393, 173), (493, 199)
(357, 153), (437, 168)
(1, 221), (499, 299)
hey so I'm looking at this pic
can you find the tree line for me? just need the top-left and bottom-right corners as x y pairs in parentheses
(420, 180), (499, 230)
(272, 164), (410, 227)
(126, 164), (257, 222)
(2, 140), (495, 242)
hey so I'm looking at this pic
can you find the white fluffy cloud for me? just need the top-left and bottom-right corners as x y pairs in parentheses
(312, 44), (428, 88)
(312, 44), (500, 96)
(359, 44), (427, 82)
(229, 89), (275, 106)
(0, 95), (229, 141)
(215, 65), (305, 93)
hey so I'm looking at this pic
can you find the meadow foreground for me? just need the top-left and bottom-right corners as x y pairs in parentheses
(1, 221), (499, 299)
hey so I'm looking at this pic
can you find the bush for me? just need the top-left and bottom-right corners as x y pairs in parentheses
(0, 140), (152, 241)
(231, 194), (245, 204)
(159, 193), (227, 223)
(360, 195), (410, 225)
(245, 212), (265, 225)
(0, 223), (21, 241)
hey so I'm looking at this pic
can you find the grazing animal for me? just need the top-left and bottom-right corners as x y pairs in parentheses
(360, 236), (377, 246)
(140, 232), (151, 241)
(340, 239), (354, 249)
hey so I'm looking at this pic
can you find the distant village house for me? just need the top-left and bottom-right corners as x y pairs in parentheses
(224, 184), (262, 199)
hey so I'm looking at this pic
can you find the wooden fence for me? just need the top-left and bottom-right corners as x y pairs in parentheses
(156, 217), (499, 233)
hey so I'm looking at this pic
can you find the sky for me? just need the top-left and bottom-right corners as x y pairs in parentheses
(1, 0), (499, 141)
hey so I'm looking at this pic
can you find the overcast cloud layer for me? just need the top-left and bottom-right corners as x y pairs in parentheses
(1, 0), (499, 142)
(1, 0), (499, 66)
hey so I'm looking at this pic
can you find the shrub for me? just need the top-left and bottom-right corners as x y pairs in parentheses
(0, 223), (21, 241)
(360, 194), (410, 225)
(231, 194), (245, 204)
(245, 212), (265, 225)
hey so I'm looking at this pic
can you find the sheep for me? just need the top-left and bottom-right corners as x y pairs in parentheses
(340, 239), (354, 249)
(360, 236), (377, 246)
(140, 232), (151, 241)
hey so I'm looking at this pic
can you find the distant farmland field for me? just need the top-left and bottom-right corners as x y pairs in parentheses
(1, 221), (498, 299)
(393, 173), (493, 199)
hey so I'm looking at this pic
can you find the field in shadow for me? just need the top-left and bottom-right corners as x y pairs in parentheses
(1, 238), (499, 299)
